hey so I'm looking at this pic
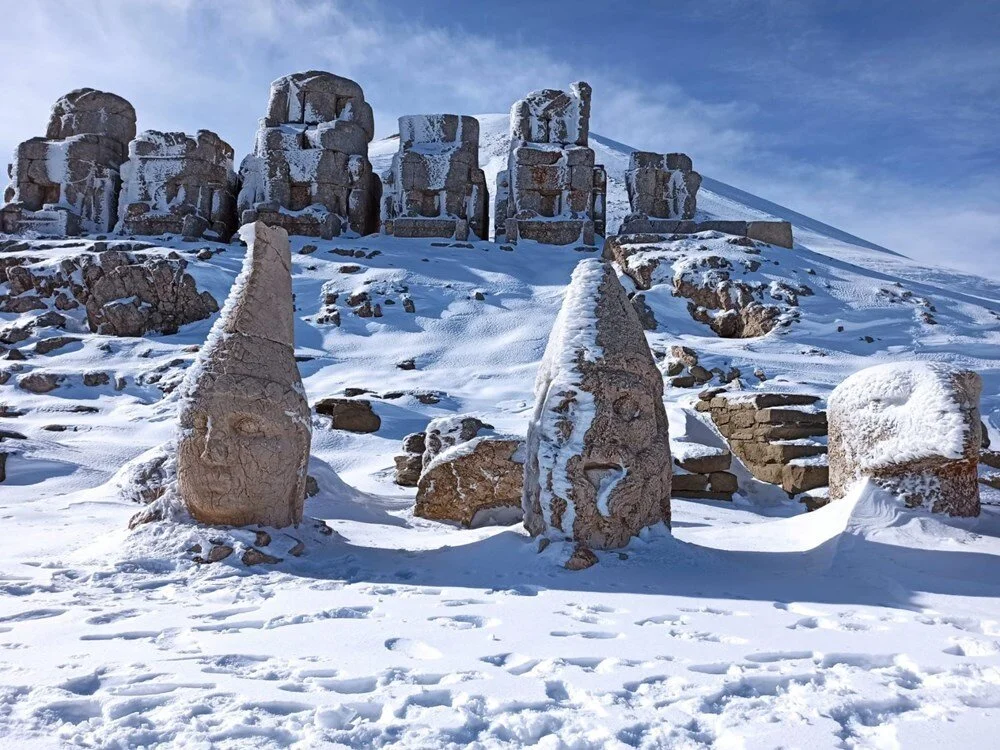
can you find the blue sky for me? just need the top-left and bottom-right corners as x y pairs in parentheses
(1, 0), (997, 273)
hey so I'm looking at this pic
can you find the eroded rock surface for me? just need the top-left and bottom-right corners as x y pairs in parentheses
(415, 437), (525, 527)
(177, 222), (311, 527)
(0, 248), (218, 336)
(523, 258), (671, 551)
(604, 233), (809, 337)
(828, 362), (981, 516)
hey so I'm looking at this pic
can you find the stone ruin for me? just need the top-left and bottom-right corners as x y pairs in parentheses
(116, 130), (237, 240)
(621, 151), (701, 232)
(523, 259), (671, 563)
(237, 71), (381, 239)
(2, 88), (137, 236)
(828, 362), (982, 516)
(494, 82), (606, 246)
(618, 151), (793, 248)
(381, 115), (489, 240)
(697, 390), (829, 497)
(177, 222), (312, 528)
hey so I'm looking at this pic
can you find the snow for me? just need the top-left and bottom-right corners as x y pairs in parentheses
(1, 116), (1000, 748)
(829, 361), (977, 468)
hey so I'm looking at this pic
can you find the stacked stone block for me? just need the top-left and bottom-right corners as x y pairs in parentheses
(381, 115), (489, 240)
(2, 89), (137, 236)
(116, 130), (237, 239)
(237, 71), (381, 239)
(621, 151), (701, 233)
(697, 390), (828, 495)
(494, 82), (606, 246)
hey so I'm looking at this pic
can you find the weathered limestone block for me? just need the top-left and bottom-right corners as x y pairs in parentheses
(494, 83), (606, 246)
(2, 89), (137, 235)
(116, 130), (237, 239)
(622, 151), (701, 233)
(177, 222), (311, 527)
(315, 397), (381, 433)
(381, 115), (489, 241)
(699, 390), (828, 495)
(237, 71), (381, 239)
(415, 437), (525, 527)
(828, 362), (981, 516)
(523, 259), (671, 552)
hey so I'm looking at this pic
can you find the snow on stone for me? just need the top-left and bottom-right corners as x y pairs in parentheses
(828, 361), (976, 468)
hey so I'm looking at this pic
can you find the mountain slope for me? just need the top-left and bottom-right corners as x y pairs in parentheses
(0, 118), (998, 748)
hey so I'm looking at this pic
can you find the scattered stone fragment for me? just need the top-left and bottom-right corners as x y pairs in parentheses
(315, 398), (381, 433)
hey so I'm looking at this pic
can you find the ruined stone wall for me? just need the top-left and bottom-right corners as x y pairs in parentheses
(622, 151), (701, 232)
(381, 114), (488, 240)
(2, 89), (137, 235)
(237, 71), (381, 239)
(117, 130), (237, 240)
(494, 82), (606, 246)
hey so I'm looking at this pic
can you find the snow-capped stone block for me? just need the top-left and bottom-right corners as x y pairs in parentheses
(237, 71), (381, 239)
(523, 258), (671, 551)
(494, 82), (606, 246)
(622, 151), (702, 231)
(116, 130), (237, 240)
(415, 436), (525, 528)
(828, 361), (982, 516)
(1, 88), (137, 236)
(177, 222), (312, 528)
(381, 114), (489, 240)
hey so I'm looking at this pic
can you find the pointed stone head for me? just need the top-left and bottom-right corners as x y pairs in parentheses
(177, 222), (311, 528)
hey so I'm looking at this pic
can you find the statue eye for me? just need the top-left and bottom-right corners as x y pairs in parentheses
(192, 414), (208, 431)
(234, 416), (264, 436)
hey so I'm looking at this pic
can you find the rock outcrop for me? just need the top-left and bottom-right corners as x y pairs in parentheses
(621, 151), (701, 233)
(494, 83), (606, 246)
(697, 390), (828, 495)
(381, 115), (489, 240)
(415, 437), (525, 527)
(0, 248), (218, 336)
(2, 89), (137, 236)
(177, 222), (311, 527)
(523, 259), (671, 552)
(116, 130), (237, 239)
(828, 362), (982, 516)
(237, 71), (381, 239)
(604, 233), (809, 338)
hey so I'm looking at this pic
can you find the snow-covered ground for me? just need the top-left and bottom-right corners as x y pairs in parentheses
(1, 118), (999, 748)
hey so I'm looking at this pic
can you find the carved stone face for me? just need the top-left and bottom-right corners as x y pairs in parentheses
(178, 374), (310, 527)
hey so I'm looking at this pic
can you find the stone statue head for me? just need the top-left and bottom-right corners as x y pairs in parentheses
(177, 222), (311, 528)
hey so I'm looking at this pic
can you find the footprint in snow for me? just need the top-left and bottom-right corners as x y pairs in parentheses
(384, 637), (443, 660)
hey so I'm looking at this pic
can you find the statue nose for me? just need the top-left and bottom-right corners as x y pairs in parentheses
(201, 423), (227, 464)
